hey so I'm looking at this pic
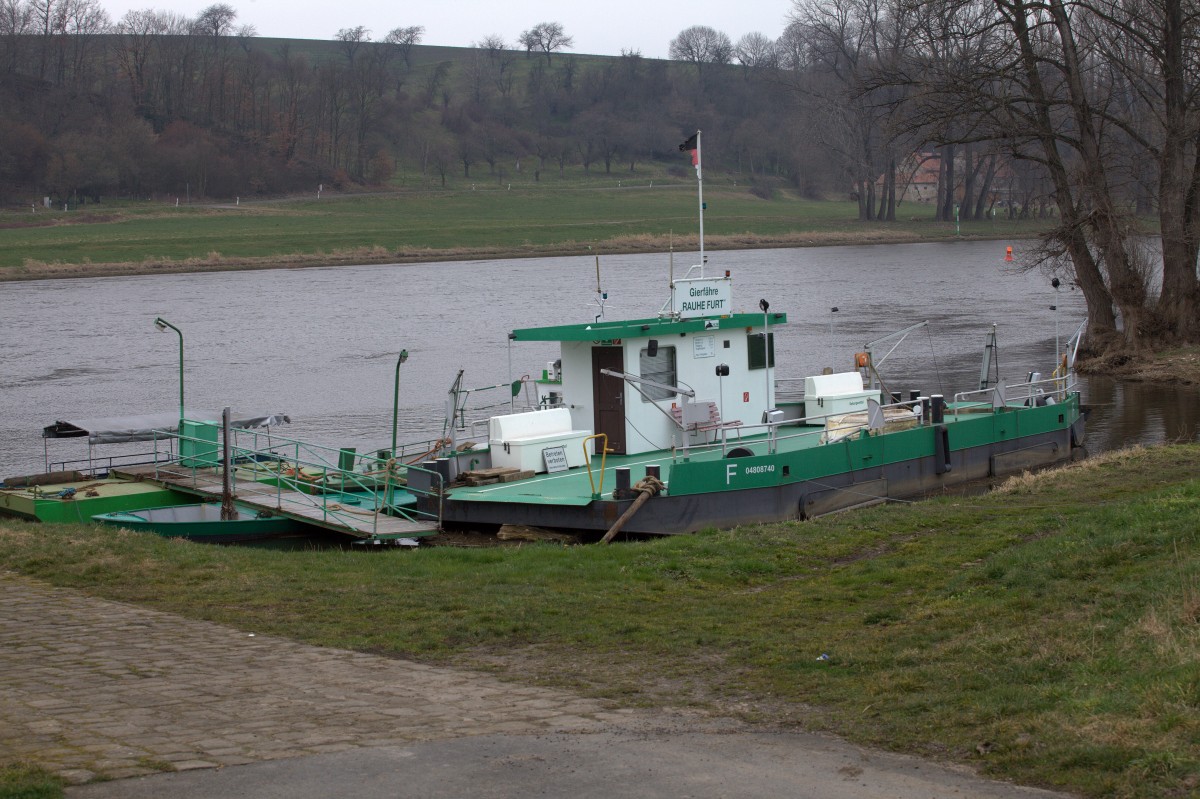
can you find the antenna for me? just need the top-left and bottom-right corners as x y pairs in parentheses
(593, 251), (608, 322)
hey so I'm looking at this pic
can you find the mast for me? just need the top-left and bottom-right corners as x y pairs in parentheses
(679, 130), (704, 277)
(696, 130), (704, 276)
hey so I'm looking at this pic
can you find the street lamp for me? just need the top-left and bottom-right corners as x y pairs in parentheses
(759, 299), (772, 419)
(1051, 277), (1061, 369)
(154, 317), (184, 424)
(392, 349), (409, 456)
(828, 306), (839, 369)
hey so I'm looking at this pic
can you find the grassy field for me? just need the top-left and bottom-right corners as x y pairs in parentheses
(0, 186), (1051, 279)
(2, 444), (1198, 798)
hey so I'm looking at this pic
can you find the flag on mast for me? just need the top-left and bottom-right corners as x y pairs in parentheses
(679, 130), (704, 273)
(679, 133), (699, 168)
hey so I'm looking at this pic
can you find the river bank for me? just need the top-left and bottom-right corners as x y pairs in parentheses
(3, 228), (988, 282)
(1078, 344), (1200, 385)
(1, 443), (1197, 799)
(0, 190), (1055, 279)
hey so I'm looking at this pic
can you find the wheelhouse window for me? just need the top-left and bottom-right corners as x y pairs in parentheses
(638, 346), (677, 402)
(748, 332), (775, 370)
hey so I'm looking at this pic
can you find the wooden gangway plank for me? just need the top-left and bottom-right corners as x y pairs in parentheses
(111, 463), (438, 538)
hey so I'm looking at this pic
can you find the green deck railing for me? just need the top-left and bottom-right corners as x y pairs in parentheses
(142, 424), (443, 536)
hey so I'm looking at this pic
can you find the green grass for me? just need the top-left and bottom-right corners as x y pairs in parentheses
(3, 445), (1196, 797)
(0, 185), (1050, 272)
(0, 764), (62, 799)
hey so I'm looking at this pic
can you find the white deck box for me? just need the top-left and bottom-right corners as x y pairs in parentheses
(488, 408), (593, 473)
(804, 372), (880, 419)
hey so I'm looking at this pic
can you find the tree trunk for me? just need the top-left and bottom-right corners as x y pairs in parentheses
(1154, 0), (1200, 342)
(973, 155), (997, 220)
(876, 159), (896, 221)
(937, 144), (956, 222)
(961, 144), (976, 221)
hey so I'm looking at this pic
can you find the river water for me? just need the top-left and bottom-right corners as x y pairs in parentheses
(2, 240), (1197, 478)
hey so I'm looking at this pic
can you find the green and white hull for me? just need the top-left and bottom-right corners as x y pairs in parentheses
(424, 394), (1084, 535)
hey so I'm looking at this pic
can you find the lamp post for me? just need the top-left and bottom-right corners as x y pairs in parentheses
(1051, 277), (1061, 369)
(392, 349), (409, 456)
(154, 317), (184, 424)
(715, 363), (729, 429)
(828, 306), (839, 369)
(759, 299), (771, 416)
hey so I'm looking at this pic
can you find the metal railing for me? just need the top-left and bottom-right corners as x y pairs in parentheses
(145, 424), (443, 535)
(668, 378), (1080, 462)
(953, 372), (1078, 411)
(46, 448), (171, 477)
(672, 395), (926, 460)
(673, 373), (1081, 463)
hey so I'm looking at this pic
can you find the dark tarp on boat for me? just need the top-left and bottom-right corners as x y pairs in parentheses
(43, 411), (290, 444)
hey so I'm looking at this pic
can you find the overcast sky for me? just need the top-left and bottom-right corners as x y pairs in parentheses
(97, 0), (795, 59)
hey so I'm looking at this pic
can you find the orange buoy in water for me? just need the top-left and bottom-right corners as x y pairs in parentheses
(1004, 246), (1014, 261)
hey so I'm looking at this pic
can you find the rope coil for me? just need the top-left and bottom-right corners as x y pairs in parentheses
(599, 475), (665, 544)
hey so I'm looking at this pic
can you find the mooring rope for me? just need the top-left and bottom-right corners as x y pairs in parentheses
(599, 475), (666, 544)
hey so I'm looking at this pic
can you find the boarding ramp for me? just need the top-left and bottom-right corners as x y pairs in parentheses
(112, 424), (444, 541)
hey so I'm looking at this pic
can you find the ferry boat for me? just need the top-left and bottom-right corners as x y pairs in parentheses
(404, 272), (1087, 538)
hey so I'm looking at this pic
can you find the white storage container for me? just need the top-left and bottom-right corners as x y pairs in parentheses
(803, 372), (880, 418)
(487, 408), (592, 473)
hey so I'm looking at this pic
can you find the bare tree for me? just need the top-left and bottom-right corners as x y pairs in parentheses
(474, 35), (517, 98)
(383, 25), (423, 67)
(668, 25), (734, 78)
(0, 0), (32, 74)
(115, 8), (165, 109)
(475, 34), (506, 57)
(735, 32), (777, 73)
(518, 21), (573, 64)
(900, 0), (1200, 350)
(335, 25), (370, 65)
(62, 0), (110, 86)
(786, 0), (916, 221)
(193, 3), (235, 37)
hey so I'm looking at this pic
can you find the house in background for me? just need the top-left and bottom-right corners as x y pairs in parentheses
(895, 152), (941, 203)
(883, 151), (1016, 211)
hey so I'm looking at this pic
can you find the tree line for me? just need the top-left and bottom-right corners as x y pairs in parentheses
(0, 3), (820, 204)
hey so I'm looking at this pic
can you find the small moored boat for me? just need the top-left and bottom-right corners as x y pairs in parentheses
(93, 503), (303, 543)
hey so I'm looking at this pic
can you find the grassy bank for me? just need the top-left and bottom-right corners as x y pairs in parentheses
(0, 764), (60, 799)
(2, 444), (1198, 797)
(0, 188), (1049, 280)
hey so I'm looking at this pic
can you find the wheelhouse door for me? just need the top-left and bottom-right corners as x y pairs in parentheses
(591, 346), (626, 455)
